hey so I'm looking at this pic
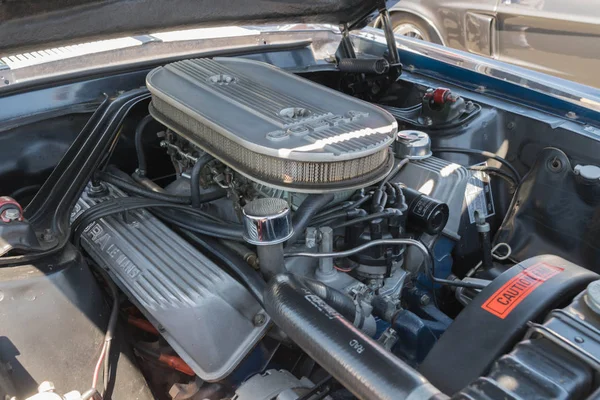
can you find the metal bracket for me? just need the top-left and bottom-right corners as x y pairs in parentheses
(525, 309), (600, 371)
(337, 23), (357, 60)
(377, 5), (401, 66)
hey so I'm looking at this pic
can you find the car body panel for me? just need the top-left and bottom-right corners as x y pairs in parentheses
(356, 27), (600, 125)
(388, 0), (498, 48)
(496, 0), (600, 87)
(389, 0), (600, 87)
(0, 0), (378, 55)
(464, 11), (495, 56)
(1, 24), (598, 127)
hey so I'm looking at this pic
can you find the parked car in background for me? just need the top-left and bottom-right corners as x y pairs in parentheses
(382, 0), (600, 87)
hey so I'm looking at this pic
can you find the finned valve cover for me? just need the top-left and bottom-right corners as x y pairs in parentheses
(146, 57), (397, 192)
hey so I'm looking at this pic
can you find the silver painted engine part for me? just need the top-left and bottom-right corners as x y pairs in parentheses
(285, 238), (485, 290)
(146, 57), (397, 193)
(394, 130), (432, 160)
(314, 226), (336, 282)
(233, 370), (314, 400)
(292, 227), (358, 291)
(285, 238), (433, 274)
(391, 155), (470, 240)
(252, 182), (354, 210)
(74, 185), (269, 381)
(243, 198), (293, 278)
(242, 198), (293, 246)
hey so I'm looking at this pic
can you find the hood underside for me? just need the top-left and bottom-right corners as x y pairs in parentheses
(0, 0), (377, 55)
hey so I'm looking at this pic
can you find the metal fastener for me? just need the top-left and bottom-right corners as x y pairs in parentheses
(3, 208), (20, 221)
(41, 229), (54, 242)
(305, 227), (319, 249)
(253, 313), (267, 327)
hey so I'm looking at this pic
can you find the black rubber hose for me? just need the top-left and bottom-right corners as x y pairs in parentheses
(153, 209), (244, 240)
(294, 276), (357, 322)
(286, 194), (334, 248)
(312, 194), (372, 221)
(312, 201), (353, 220)
(331, 208), (401, 230)
(264, 274), (445, 400)
(433, 147), (521, 182)
(311, 211), (348, 227)
(480, 229), (493, 271)
(191, 153), (221, 208)
(97, 171), (191, 204)
(469, 165), (518, 189)
(378, 158), (409, 191)
(338, 58), (390, 74)
(182, 232), (265, 305)
(313, 209), (369, 229)
(134, 114), (155, 176)
(71, 198), (242, 246)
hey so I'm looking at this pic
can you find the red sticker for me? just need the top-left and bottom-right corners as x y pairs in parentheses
(482, 263), (563, 319)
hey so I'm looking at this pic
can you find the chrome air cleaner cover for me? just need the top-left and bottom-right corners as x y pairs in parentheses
(146, 57), (397, 192)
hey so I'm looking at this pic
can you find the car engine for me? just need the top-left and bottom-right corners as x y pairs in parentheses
(1, 53), (600, 400)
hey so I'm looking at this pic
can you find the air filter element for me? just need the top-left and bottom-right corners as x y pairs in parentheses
(147, 57), (397, 192)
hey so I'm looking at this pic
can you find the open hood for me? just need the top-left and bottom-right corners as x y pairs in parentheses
(0, 0), (378, 55)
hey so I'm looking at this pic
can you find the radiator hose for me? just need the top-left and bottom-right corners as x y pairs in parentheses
(264, 274), (447, 400)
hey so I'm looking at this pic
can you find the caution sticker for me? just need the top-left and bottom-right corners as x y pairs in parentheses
(482, 263), (563, 319)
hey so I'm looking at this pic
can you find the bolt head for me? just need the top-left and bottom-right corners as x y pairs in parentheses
(420, 294), (430, 306)
(41, 229), (55, 242)
(253, 313), (267, 326)
(305, 227), (318, 248)
(3, 208), (20, 221)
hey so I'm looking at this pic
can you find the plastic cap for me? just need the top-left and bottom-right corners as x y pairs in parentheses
(574, 164), (600, 182)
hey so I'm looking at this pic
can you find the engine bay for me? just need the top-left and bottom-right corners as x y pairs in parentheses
(1, 50), (600, 400)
